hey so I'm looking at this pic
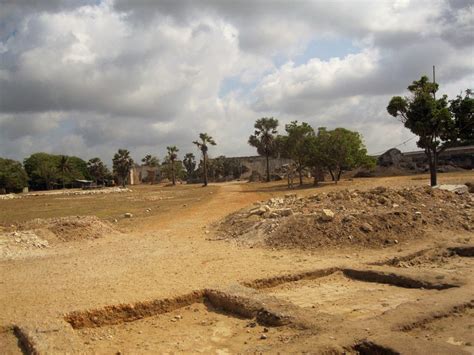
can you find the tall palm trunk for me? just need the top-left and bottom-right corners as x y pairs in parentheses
(203, 153), (208, 186)
(171, 160), (176, 185)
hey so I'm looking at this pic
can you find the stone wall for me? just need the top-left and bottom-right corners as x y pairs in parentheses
(224, 156), (294, 180)
(376, 145), (474, 171)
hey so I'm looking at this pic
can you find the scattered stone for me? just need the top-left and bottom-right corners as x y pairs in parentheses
(260, 334), (268, 340)
(124, 213), (133, 218)
(274, 208), (293, 217)
(320, 209), (335, 221)
(434, 184), (468, 194)
(360, 223), (373, 233)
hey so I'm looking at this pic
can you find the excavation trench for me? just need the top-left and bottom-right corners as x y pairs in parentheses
(244, 267), (459, 290)
(65, 289), (304, 353)
(374, 245), (474, 268)
(65, 288), (294, 330)
(0, 325), (37, 355)
(246, 268), (457, 322)
(352, 341), (400, 355)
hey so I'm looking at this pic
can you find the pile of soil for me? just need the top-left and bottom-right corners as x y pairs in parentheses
(216, 186), (473, 250)
(0, 230), (50, 259)
(18, 216), (117, 242)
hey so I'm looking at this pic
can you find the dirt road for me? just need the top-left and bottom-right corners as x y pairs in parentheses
(1, 173), (473, 353)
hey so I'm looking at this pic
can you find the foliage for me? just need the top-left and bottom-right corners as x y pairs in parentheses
(311, 127), (375, 183)
(87, 157), (110, 185)
(183, 153), (197, 182)
(387, 75), (469, 186)
(248, 117), (279, 182)
(23, 152), (88, 190)
(112, 149), (134, 187)
(193, 133), (216, 186)
(207, 156), (242, 181)
(166, 146), (179, 185)
(141, 154), (159, 184)
(276, 121), (315, 185)
(161, 159), (186, 181)
(449, 90), (474, 146)
(0, 158), (29, 193)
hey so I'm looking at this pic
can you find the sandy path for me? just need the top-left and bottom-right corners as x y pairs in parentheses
(0, 182), (352, 325)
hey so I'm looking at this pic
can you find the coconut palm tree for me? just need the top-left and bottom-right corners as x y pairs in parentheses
(166, 146), (179, 185)
(193, 133), (216, 187)
(248, 117), (279, 182)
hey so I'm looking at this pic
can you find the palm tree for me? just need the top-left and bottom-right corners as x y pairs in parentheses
(166, 146), (179, 185)
(141, 154), (159, 184)
(58, 155), (72, 188)
(193, 133), (216, 187)
(112, 149), (134, 187)
(248, 117), (279, 182)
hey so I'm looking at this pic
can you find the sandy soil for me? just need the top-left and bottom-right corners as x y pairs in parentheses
(0, 171), (473, 354)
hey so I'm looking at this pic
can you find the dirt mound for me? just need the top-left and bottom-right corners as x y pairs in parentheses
(18, 216), (117, 242)
(216, 186), (473, 250)
(0, 230), (50, 259)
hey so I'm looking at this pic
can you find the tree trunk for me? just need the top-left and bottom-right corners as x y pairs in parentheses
(266, 154), (270, 182)
(203, 153), (208, 187)
(171, 161), (176, 185)
(337, 168), (343, 183)
(428, 149), (438, 187)
(298, 166), (303, 186)
(328, 169), (335, 181)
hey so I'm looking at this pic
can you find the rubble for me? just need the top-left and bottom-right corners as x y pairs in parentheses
(216, 186), (473, 250)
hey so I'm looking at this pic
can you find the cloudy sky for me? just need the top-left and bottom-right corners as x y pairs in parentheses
(0, 0), (472, 165)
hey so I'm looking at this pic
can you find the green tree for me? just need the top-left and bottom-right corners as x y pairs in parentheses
(314, 128), (375, 183)
(183, 153), (197, 182)
(166, 146), (179, 185)
(449, 90), (474, 146)
(276, 121), (315, 186)
(0, 158), (29, 193)
(35, 160), (58, 190)
(248, 117), (279, 182)
(87, 157), (109, 185)
(161, 159), (186, 182)
(68, 156), (90, 181)
(193, 133), (216, 187)
(24, 153), (61, 190)
(141, 154), (159, 184)
(58, 155), (72, 189)
(387, 76), (466, 186)
(112, 149), (134, 187)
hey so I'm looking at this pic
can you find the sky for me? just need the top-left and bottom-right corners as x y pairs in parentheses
(0, 0), (473, 166)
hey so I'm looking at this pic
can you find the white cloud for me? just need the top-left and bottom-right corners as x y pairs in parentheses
(0, 0), (472, 165)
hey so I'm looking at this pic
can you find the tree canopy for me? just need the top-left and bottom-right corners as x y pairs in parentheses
(311, 127), (375, 183)
(276, 121), (315, 185)
(0, 158), (29, 193)
(87, 157), (110, 185)
(193, 133), (216, 186)
(387, 75), (471, 186)
(112, 149), (134, 187)
(248, 117), (279, 182)
(23, 152), (89, 190)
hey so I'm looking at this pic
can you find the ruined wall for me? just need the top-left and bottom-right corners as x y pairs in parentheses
(224, 156), (294, 179)
(376, 145), (474, 170)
